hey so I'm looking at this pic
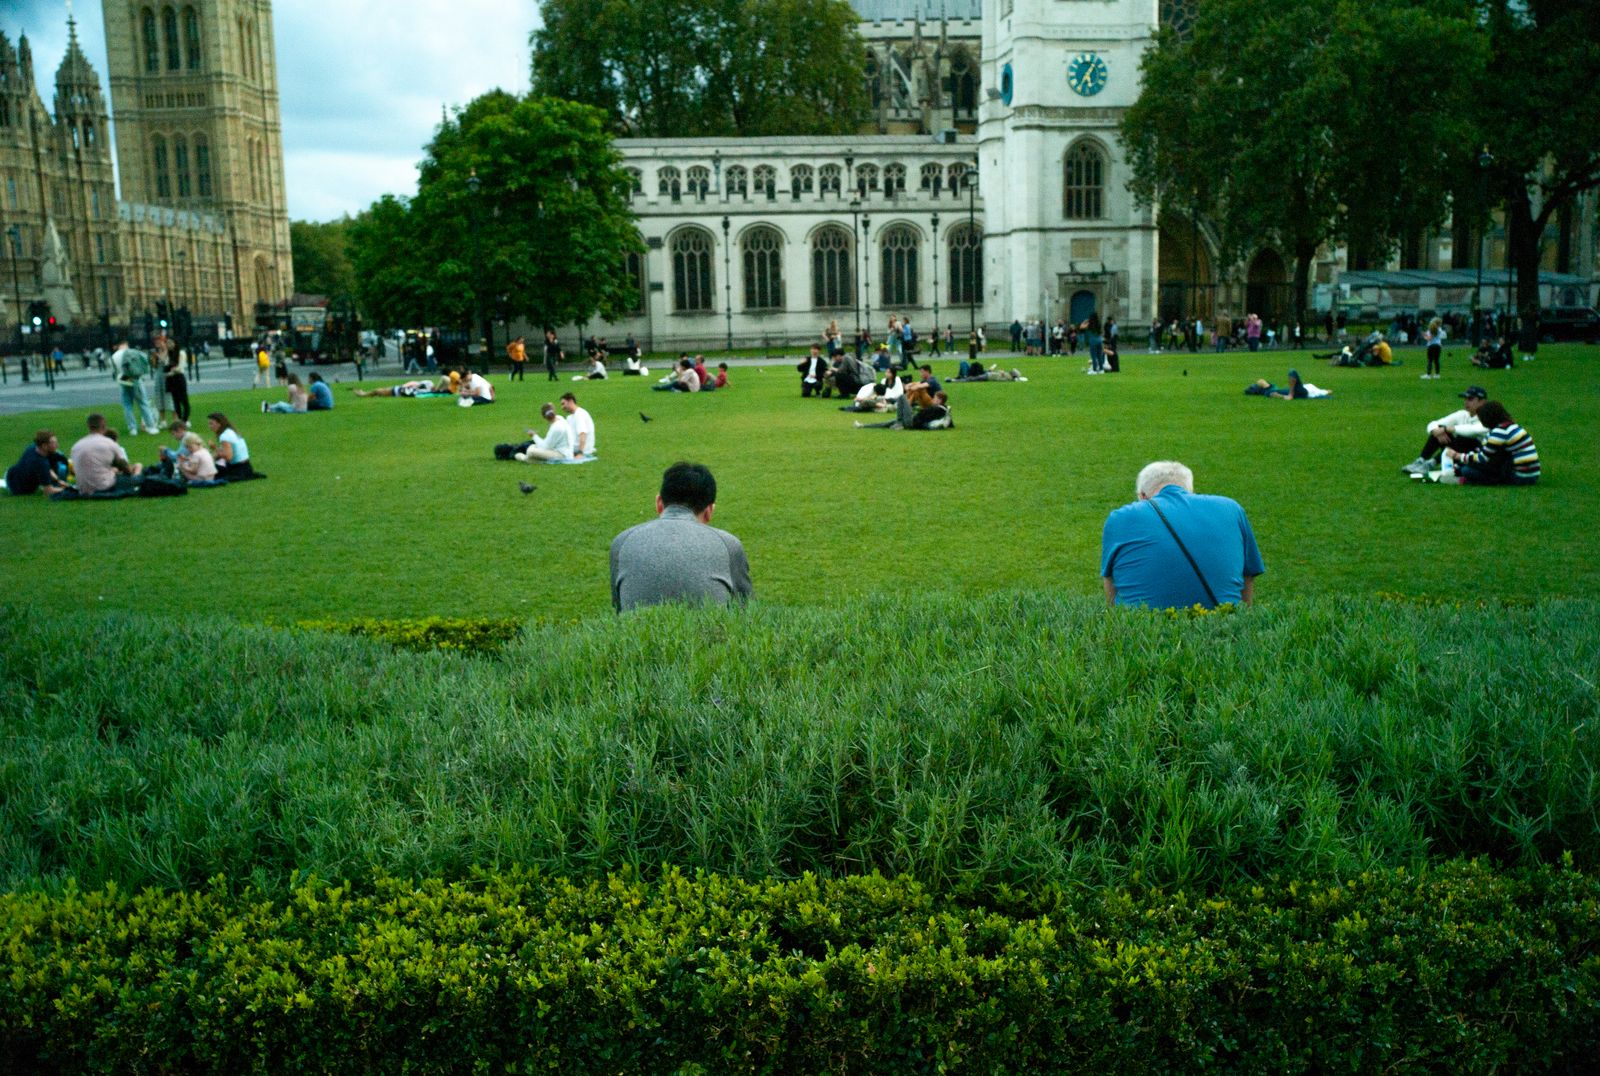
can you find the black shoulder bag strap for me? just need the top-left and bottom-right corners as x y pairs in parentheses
(1147, 498), (1219, 607)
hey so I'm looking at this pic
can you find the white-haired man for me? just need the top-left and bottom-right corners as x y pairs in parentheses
(1101, 461), (1264, 609)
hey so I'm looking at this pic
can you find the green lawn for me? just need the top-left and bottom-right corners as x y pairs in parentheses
(2, 344), (1596, 621)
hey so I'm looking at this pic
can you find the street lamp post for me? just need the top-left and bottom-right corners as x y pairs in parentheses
(1474, 147), (1493, 347)
(466, 169), (487, 373)
(721, 215), (733, 351)
(850, 199), (862, 341)
(966, 158), (978, 340)
(860, 213), (872, 339)
(4, 225), (22, 385)
(931, 212), (940, 346)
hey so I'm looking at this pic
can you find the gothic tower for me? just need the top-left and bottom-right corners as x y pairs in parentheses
(52, 18), (121, 321)
(100, 0), (293, 318)
(978, 0), (1160, 326)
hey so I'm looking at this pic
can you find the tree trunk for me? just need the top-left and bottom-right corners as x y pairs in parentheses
(1506, 182), (1543, 355)
(1292, 242), (1315, 334)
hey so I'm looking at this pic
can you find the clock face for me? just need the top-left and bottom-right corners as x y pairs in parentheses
(1000, 62), (1014, 106)
(1067, 52), (1108, 97)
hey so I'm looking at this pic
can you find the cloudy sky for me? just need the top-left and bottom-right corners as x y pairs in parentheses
(9, 0), (535, 221)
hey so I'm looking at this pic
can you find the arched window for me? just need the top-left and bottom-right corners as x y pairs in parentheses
(753, 165), (776, 200)
(790, 165), (814, 200)
(883, 163), (906, 195)
(950, 50), (978, 116)
(811, 226), (852, 309)
(152, 136), (171, 198)
(624, 167), (643, 196)
(948, 223), (983, 305)
(162, 7), (181, 71)
(686, 166), (710, 201)
(865, 50), (882, 110)
(920, 163), (943, 194)
(195, 135), (212, 197)
(671, 228), (714, 312)
(84, 120), (96, 147)
(183, 6), (202, 70)
(623, 250), (646, 315)
(856, 164), (879, 196)
(142, 9), (160, 73)
(818, 164), (841, 195)
(1064, 142), (1105, 220)
(880, 224), (920, 307)
(741, 225), (784, 310)
(657, 166), (681, 200)
(726, 165), (748, 197)
(174, 135), (191, 197)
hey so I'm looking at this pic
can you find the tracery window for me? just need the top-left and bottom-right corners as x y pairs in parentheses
(790, 165), (814, 200)
(183, 6), (202, 70)
(153, 135), (171, 198)
(686, 166), (710, 201)
(811, 226), (852, 309)
(671, 228), (714, 312)
(880, 224), (920, 307)
(174, 135), (191, 197)
(142, 9), (160, 73)
(657, 166), (681, 200)
(856, 163), (879, 196)
(948, 224), (982, 305)
(920, 163), (943, 194)
(883, 163), (906, 195)
(818, 164), (841, 195)
(753, 165), (776, 200)
(1064, 143), (1105, 220)
(162, 7), (180, 71)
(726, 165), (748, 197)
(195, 136), (212, 197)
(742, 225), (784, 310)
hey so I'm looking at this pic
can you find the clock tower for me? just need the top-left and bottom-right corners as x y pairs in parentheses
(978, 0), (1160, 328)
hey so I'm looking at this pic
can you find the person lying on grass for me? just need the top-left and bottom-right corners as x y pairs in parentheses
(840, 382), (890, 413)
(854, 391), (952, 430)
(352, 378), (440, 398)
(950, 365), (1025, 382)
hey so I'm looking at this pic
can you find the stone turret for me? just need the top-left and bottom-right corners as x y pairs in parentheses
(54, 18), (109, 121)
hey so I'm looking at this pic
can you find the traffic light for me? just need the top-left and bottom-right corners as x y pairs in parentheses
(156, 299), (170, 329)
(27, 300), (48, 328)
(143, 310), (154, 336)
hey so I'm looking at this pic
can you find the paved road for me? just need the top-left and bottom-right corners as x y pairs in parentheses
(0, 349), (405, 417)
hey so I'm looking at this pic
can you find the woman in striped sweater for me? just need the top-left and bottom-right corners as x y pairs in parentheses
(1445, 401), (1539, 485)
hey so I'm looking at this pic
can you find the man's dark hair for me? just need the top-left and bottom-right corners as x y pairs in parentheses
(308, 372), (325, 383)
(86, 413), (106, 431)
(560, 392), (577, 403)
(660, 462), (716, 514)
(919, 365), (932, 375)
(33, 429), (54, 448)
(872, 383), (886, 395)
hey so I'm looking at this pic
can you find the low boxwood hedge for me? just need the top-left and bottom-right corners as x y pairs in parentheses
(3, 860), (1595, 1072)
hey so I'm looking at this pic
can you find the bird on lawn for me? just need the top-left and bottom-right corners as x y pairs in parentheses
(1183, 369), (1188, 376)
(639, 412), (653, 423)
(519, 482), (537, 495)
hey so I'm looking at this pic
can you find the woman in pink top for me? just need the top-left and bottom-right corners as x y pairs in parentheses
(177, 432), (217, 481)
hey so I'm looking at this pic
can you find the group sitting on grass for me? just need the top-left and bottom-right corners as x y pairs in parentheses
(654, 356), (727, 393)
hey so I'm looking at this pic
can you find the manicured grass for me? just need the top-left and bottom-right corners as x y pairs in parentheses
(0, 343), (1596, 621)
(4, 595), (1595, 895)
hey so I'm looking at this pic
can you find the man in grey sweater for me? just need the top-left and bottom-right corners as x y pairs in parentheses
(610, 462), (753, 613)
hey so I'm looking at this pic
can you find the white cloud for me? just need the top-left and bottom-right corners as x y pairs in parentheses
(7, 0), (538, 222)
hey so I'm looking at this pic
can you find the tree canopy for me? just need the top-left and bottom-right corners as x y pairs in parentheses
(289, 219), (355, 301)
(530, 0), (868, 137)
(1122, 0), (1483, 321)
(346, 92), (642, 337)
(1472, 0), (1600, 335)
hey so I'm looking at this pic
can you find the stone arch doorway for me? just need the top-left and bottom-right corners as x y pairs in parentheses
(1069, 290), (1097, 323)
(253, 256), (278, 308)
(1157, 215), (1214, 322)
(1246, 249), (1291, 325)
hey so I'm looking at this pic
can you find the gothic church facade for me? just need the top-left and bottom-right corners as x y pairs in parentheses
(0, 2), (290, 342)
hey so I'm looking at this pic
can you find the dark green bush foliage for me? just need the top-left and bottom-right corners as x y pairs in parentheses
(1, 862), (1595, 1073)
(2, 596), (1597, 895)
(296, 615), (526, 654)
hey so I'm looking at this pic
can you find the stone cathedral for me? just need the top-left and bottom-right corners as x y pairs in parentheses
(0, 1), (291, 340)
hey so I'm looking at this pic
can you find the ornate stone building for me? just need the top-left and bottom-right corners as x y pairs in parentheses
(590, 0), (1594, 351)
(0, 2), (290, 345)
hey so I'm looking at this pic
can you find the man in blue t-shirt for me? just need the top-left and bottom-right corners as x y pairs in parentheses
(1101, 460), (1264, 609)
(4, 430), (69, 496)
(307, 372), (335, 411)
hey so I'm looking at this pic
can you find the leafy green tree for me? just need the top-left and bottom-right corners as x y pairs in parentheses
(347, 195), (428, 330)
(530, 0), (868, 137)
(1122, 0), (1483, 325)
(289, 219), (356, 301)
(346, 92), (642, 342)
(1473, 1), (1600, 344)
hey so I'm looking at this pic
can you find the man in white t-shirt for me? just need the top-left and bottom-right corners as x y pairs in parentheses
(839, 382), (888, 413)
(560, 392), (596, 457)
(514, 403), (574, 462)
(1400, 385), (1489, 476)
(458, 370), (495, 405)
